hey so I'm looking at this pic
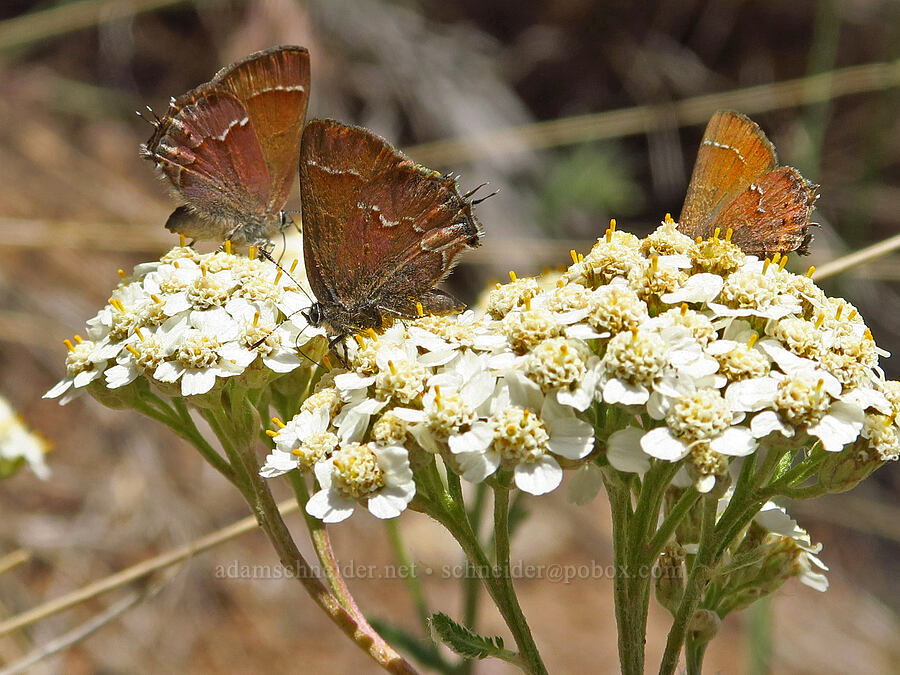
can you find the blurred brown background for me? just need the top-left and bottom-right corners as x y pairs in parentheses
(0, 0), (898, 673)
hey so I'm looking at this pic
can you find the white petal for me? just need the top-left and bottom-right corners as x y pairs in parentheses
(153, 361), (184, 384)
(660, 273), (724, 304)
(259, 450), (298, 477)
(603, 379), (649, 405)
(306, 489), (356, 523)
(448, 422), (493, 454)
(842, 387), (891, 414)
(695, 474), (717, 493)
(73, 368), (102, 388)
(390, 407), (426, 423)
(750, 411), (794, 438)
(375, 445), (412, 483)
(709, 427), (757, 456)
(262, 351), (303, 373)
(607, 427), (651, 474)
(506, 371), (543, 411)
(456, 450), (499, 483)
(181, 369), (216, 396)
(564, 324), (608, 340)
(367, 486), (414, 519)
(105, 364), (138, 389)
(514, 456), (563, 495)
(462, 371), (497, 409)
(334, 372), (375, 391)
(44, 379), (73, 399)
(808, 401), (865, 452)
(725, 377), (779, 412)
(567, 463), (604, 504)
(640, 427), (689, 461)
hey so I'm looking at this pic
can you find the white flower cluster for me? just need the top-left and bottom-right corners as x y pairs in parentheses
(1, 395), (50, 479)
(45, 246), (322, 402)
(263, 219), (898, 522)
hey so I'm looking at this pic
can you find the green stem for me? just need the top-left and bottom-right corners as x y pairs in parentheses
(631, 463), (679, 559)
(415, 489), (547, 675)
(647, 488), (701, 562)
(491, 486), (546, 675)
(462, 483), (488, 629)
(288, 471), (368, 624)
(212, 392), (418, 674)
(684, 636), (707, 675)
(659, 495), (717, 675)
(601, 468), (645, 675)
(132, 397), (233, 480)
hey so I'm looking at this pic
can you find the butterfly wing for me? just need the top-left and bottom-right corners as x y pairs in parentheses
(144, 88), (271, 223)
(712, 167), (816, 257)
(678, 110), (777, 239)
(214, 46), (310, 218)
(300, 119), (482, 323)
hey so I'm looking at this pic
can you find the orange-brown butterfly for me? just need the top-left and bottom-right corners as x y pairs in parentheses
(141, 46), (310, 246)
(299, 119), (484, 338)
(678, 110), (817, 257)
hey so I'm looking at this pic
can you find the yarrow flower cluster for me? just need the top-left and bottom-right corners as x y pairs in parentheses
(44, 245), (323, 403)
(262, 218), (898, 528)
(0, 395), (50, 479)
(45, 220), (897, 610)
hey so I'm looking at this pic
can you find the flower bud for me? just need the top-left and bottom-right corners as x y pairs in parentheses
(655, 541), (685, 615)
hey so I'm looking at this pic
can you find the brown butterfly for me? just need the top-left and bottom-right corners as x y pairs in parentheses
(299, 119), (484, 338)
(141, 46), (310, 246)
(678, 110), (817, 257)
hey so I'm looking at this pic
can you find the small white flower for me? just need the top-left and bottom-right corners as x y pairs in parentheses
(0, 397), (50, 479)
(306, 444), (415, 523)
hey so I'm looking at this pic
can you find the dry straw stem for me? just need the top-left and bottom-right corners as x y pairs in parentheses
(811, 233), (900, 281)
(0, 577), (168, 675)
(406, 59), (900, 166)
(0, 0), (198, 53)
(0, 499), (299, 639)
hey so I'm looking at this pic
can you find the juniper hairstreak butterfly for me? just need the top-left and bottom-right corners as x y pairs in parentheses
(678, 110), (817, 257)
(141, 45), (310, 246)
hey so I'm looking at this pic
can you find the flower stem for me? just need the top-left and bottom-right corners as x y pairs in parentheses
(415, 487), (547, 674)
(684, 635), (707, 675)
(212, 391), (418, 674)
(647, 487), (701, 562)
(602, 468), (646, 675)
(288, 471), (369, 624)
(659, 494), (717, 675)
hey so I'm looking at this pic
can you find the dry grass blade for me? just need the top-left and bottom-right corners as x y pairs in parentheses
(0, 499), (299, 639)
(812, 233), (900, 281)
(0, 576), (169, 675)
(0, 0), (200, 53)
(406, 60), (900, 167)
(0, 550), (29, 577)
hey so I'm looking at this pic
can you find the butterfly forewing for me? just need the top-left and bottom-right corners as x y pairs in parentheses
(679, 111), (777, 238)
(153, 90), (271, 216)
(300, 119), (483, 334)
(678, 110), (816, 257)
(215, 45), (310, 217)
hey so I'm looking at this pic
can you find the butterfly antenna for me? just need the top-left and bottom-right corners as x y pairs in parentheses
(464, 182), (499, 205)
(471, 188), (500, 206)
(463, 182), (488, 198)
(257, 247), (314, 305)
